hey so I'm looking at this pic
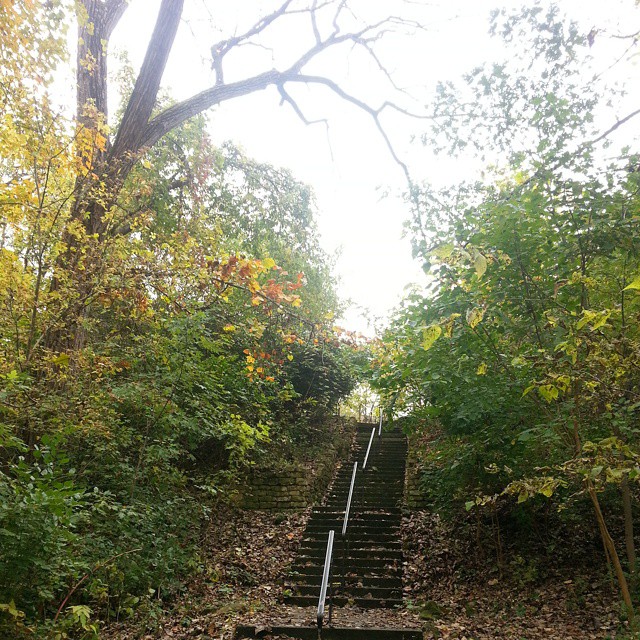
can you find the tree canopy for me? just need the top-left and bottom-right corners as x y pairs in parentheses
(370, 3), (640, 621)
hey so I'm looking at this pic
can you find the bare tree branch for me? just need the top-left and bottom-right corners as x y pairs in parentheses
(590, 107), (640, 145)
(210, 0), (294, 84)
(310, 0), (322, 44)
(142, 70), (280, 148)
(277, 83), (329, 129)
(83, 0), (431, 222)
(291, 74), (411, 181)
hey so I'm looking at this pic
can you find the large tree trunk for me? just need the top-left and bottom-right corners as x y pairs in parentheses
(47, 1), (184, 352)
(74, 0), (184, 238)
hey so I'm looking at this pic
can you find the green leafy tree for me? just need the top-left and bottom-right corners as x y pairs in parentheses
(374, 4), (640, 620)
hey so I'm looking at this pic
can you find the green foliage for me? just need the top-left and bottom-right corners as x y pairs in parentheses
(373, 4), (640, 534)
(0, 440), (86, 609)
(0, 52), (357, 638)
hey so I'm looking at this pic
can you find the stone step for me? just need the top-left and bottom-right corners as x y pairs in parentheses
(311, 505), (402, 518)
(297, 547), (403, 560)
(328, 487), (404, 494)
(330, 482), (405, 488)
(289, 566), (402, 580)
(287, 573), (402, 588)
(325, 493), (403, 501)
(328, 483), (403, 490)
(311, 511), (400, 521)
(288, 584), (402, 599)
(330, 482), (404, 490)
(312, 506), (402, 514)
(307, 517), (400, 526)
(324, 500), (403, 507)
(330, 483), (404, 490)
(326, 496), (404, 502)
(304, 527), (400, 537)
(323, 501), (402, 509)
(283, 594), (404, 608)
(300, 539), (402, 550)
(293, 557), (401, 570)
(235, 624), (422, 640)
(302, 534), (400, 544)
(332, 471), (406, 478)
(326, 490), (404, 497)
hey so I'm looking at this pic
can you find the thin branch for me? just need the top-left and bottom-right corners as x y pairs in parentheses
(332, 0), (348, 34)
(210, 0), (294, 83)
(592, 37), (639, 84)
(277, 84), (329, 127)
(53, 548), (142, 625)
(291, 74), (412, 180)
(591, 107), (640, 145)
(277, 83), (335, 162)
(311, 0), (322, 44)
(608, 29), (640, 40)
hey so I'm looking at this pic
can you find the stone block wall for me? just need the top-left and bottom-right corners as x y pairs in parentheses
(237, 419), (354, 511)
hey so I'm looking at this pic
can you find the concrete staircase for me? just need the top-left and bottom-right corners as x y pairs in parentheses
(236, 422), (421, 640)
(285, 423), (407, 609)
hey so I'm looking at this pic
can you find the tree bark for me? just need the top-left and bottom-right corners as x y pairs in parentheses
(76, 0), (129, 130)
(109, 0), (184, 161)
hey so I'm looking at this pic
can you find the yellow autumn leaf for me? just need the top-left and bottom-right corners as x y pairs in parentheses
(421, 325), (442, 351)
(431, 243), (454, 260)
(466, 307), (485, 328)
(474, 252), (487, 278)
(624, 274), (640, 291)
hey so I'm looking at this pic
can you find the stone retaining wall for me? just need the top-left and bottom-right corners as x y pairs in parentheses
(237, 419), (354, 511)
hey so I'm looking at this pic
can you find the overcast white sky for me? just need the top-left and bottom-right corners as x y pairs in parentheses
(107, 0), (640, 334)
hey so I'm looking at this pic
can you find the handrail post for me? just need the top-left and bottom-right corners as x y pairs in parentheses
(378, 408), (383, 438)
(317, 529), (335, 631)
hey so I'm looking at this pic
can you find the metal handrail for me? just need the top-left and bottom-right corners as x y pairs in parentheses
(340, 461), (358, 590)
(378, 410), (383, 437)
(341, 462), (358, 537)
(317, 529), (335, 630)
(362, 427), (376, 470)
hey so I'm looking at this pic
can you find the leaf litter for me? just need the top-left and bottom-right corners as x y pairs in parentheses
(102, 498), (631, 639)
